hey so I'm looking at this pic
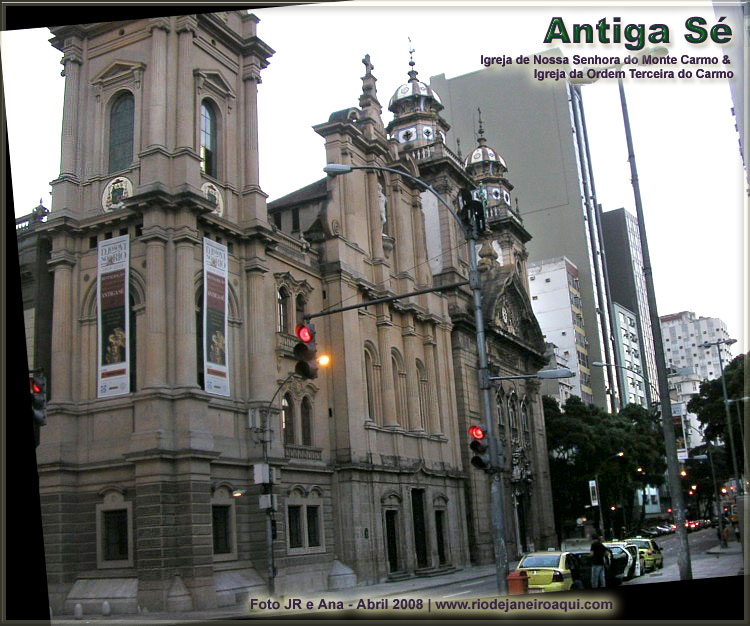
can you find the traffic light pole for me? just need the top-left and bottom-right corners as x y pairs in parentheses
(467, 215), (510, 595)
(618, 77), (691, 579)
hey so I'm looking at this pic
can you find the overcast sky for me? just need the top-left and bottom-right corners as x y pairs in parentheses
(2, 2), (746, 355)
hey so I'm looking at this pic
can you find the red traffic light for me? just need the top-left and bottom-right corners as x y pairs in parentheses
(295, 324), (313, 343)
(468, 426), (485, 440)
(31, 381), (42, 394)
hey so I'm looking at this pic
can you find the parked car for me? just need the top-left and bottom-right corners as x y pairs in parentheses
(515, 551), (580, 593)
(624, 537), (664, 571)
(655, 524), (673, 535)
(603, 543), (639, 583)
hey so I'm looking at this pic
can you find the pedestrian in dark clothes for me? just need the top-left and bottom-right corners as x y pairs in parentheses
(590, 535), (611, 589)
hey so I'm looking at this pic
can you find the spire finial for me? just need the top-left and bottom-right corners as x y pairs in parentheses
(407, 37), (418, 82)
(456, 137), (463, 160)
(477, 107), (487, 145)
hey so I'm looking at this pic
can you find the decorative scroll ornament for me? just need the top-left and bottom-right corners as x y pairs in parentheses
(201, 182), (224, 217)
(101, 176), (133, 212)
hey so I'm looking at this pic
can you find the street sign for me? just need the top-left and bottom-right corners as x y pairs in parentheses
(589, 480), (599, 506)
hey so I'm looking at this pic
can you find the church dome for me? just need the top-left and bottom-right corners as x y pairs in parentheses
(387, 48), (443, 114)
(464, 108), (508, 174)
(388, 79), (442, 110)
(465, 144), (507, 170)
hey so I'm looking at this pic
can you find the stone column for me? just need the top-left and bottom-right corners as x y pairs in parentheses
(174, 229), (199, 388)
(244, 256), (272, 400)
(148, 19), (169, 148)
(48, 249), (76, 401)
(423, 329), (442, 434)
(60, 42), (82, 176)
(175, 17), (197, 149)
(142, 222), (169, 387)
(242, 67), (261, 190)
(376, 312), (398, 426)
(402, 316), (421, 431)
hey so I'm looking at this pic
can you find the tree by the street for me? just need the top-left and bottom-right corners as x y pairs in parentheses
(544, 396), (666, 542)
(686, 353), (745, 471)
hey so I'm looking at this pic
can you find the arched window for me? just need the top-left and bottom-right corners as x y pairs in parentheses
(277, 288), (290, 334)
(301, 396), (313, 446)
(282, 394), (295, 445)
(495, 388), (506, 438)
(364, 349), (377, 422)
(109, 92), (134, 173)
(392, 352), (406, 425)
(508, 394), (519, 442)
(200, 100), (218, 177)
(416, 359), (429, 431)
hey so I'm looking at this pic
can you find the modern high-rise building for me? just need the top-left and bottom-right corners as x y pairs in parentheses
(660, 311), (734, 380)
(612, 303), (648, 409)
(601, 207), (659, 407)
(431, 58), (620, 412)
(528, 257), (593, 405)
(668, 366), (705, 452)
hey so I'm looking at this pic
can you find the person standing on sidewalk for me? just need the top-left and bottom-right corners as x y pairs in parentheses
(590, 535), (611, 589)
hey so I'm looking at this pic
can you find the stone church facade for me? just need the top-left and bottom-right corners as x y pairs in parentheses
(30, 12), (555, 616)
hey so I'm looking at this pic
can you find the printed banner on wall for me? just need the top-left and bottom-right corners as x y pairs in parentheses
(204, 237), (230, 397)
(98, 235), (130, 398)
(672, 404), (689, 461)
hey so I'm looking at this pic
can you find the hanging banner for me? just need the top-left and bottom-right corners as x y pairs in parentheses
(203, 237), (230, 396)
(589, 480), (599, 506)
(98, 235), (130, 398)
(672, 404), (688, 461)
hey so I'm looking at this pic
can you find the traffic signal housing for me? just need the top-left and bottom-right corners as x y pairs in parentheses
(293, 323), (319, 380)
(30, 372), (47, 447)
(459, 188), (486, 233)
(469, 425), (492, 472)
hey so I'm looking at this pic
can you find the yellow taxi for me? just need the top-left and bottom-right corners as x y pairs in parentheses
(515, 551), (580, 593)
(624, 537), (664, 571)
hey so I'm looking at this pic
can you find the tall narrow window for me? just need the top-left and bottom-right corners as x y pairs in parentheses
(103, 510), (129, 561)
(109, 92), (134, 173)
(508, 395), (519, 442)
(282, 393), (295, 445)
(521, 400), (530, 447)
(200, 100), (218, 177)
(496, 389), (506, 438)
(364, 350), (376, 422)
(277, 288), (290, 334)
(301, 396), (312, 446)
(416, 360), (428, 431)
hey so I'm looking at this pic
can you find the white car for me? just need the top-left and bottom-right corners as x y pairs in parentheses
(604, 542), (643, 580)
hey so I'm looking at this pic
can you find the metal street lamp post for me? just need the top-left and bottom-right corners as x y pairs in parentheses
(703, 338), (741, 494)
(726, 397), (748, 491)
(616, 76), (692, 580)
(324, 162), (511, 594)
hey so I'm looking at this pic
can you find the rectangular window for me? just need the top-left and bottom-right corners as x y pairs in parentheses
(273, 212), (282, 229)
(288, 505), (303, 548)
(292, 208), (300, 232)
(103, 510), (129, 561)
(306, 506), (320, 547)
(212, 505), (231, 554)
